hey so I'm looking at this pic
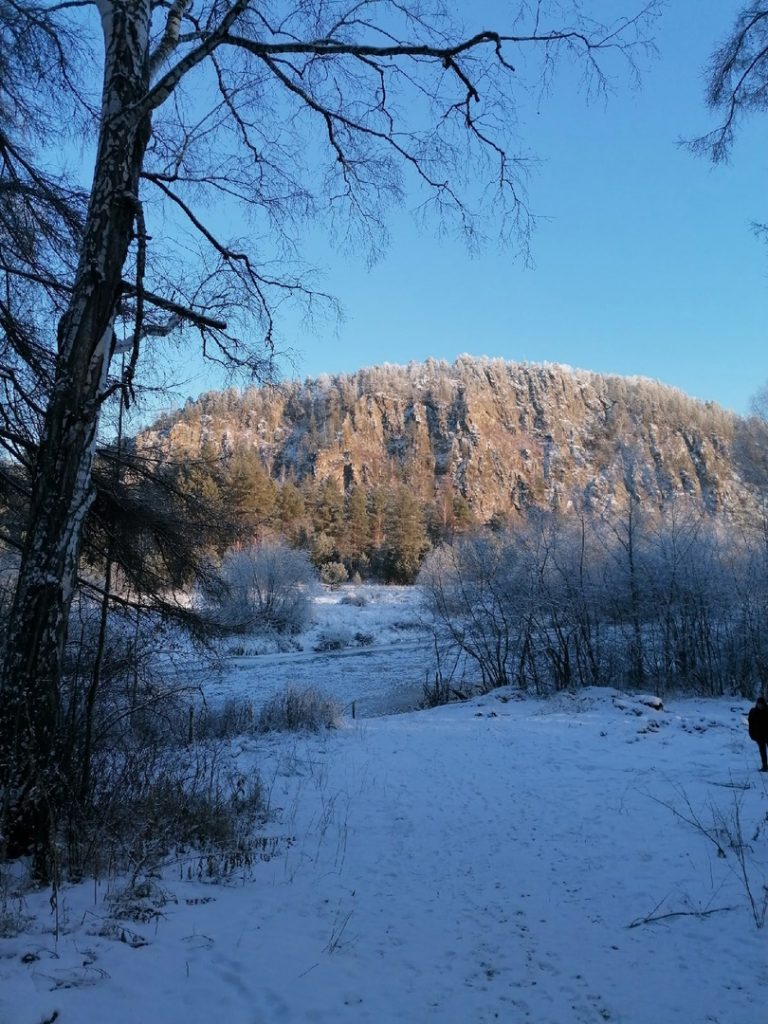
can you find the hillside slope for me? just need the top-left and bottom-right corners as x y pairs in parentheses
(140, 357), (768, 523)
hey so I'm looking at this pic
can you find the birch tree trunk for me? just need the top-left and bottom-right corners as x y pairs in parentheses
(0, 0), (152, 877)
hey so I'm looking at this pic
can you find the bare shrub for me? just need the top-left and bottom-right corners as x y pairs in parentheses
(313, 627), (353, 652)
(69, 739), (265, 883)
(420, 639), (471, 707)
(320, 561), (349, 586)
(256, 687), (340, 733)
(209, 541), (317, 635)
(421, 671), (469, 708)
(654, 785), (768, 929)
(0, 879), (30, 938)
(421, 506), (768, 698)
(419, 533), (528, 690)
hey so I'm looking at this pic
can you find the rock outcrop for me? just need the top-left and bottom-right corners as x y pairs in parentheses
(138, 356), (768, 522)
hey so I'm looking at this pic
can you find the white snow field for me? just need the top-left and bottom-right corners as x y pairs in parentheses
(1, 589), (767, 1024)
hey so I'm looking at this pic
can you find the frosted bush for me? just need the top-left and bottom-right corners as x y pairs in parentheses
(211, 541), (317, 634)
(256, 687), (340, 732)
(313, 626), (354, 651)
(319, 561), (348, 586)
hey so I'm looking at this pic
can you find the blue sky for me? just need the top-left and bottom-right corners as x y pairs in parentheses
(149, 1), (767, 420)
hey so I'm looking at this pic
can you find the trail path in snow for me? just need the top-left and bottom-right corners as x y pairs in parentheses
(261, 694), (763, 1024)
(2, 690), (766, 1024)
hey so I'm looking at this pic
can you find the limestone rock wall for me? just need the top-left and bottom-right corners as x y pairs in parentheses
(138, 357), (767, 522)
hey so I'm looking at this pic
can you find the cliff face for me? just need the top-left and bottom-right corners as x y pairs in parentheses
(139, 357), (768, 522)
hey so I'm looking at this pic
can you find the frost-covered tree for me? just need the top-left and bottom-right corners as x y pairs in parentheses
(211, 540), (316, 634)
(419, 531), (533, 689)
(0, 0), (660, 870)
(421, 502), (768, 699)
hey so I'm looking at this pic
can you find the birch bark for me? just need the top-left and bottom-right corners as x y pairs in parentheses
(0, 0), (153, 874)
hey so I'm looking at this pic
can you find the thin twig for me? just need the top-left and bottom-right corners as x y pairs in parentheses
(628, 905), (738, 929)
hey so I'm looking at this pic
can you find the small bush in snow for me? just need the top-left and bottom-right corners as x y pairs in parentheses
(313, 627), (353, 652)
(226, 641), (255, 656)
(320, 561), (348, 586)
(1, 592), (272, 885)
(421, 670), (469, 708)
(256, 687), (340, 733)
(65, 737), (266, 882)
(340, 591), (368, 607)
(225, 631), (301, 657)
(209, 541), (317, 634)
(192, 698), (258, 740)
(0, 883), (30, 938)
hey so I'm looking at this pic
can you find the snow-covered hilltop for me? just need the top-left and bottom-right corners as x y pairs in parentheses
(140, 356), (767, 526)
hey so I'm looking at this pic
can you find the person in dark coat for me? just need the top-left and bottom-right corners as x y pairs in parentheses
(748, 696), (768, 772)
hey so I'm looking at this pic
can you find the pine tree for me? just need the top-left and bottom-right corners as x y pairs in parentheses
(275, 482), (307, 545)
(222, 450), (277, 541)
(384, 485), (430, 583)
(344, 485), (371, 572)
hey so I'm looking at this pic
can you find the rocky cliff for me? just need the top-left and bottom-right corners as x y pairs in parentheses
(139, 356), (768, 523)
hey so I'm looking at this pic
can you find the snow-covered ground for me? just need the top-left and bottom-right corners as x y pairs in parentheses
(2, 589), (767, 1024)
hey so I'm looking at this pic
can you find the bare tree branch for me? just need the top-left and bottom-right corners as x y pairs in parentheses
(689, 6), (768, 163)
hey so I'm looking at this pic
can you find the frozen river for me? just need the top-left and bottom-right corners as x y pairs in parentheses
(189, 585), (465, 717)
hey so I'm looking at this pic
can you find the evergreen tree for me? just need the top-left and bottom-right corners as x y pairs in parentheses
(384, 485), (430, 583)
(222, 449), (277, 541)
(314, 477), (345, 543)
(275, 482), (307, 545)
(344, 485), (371, 573)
